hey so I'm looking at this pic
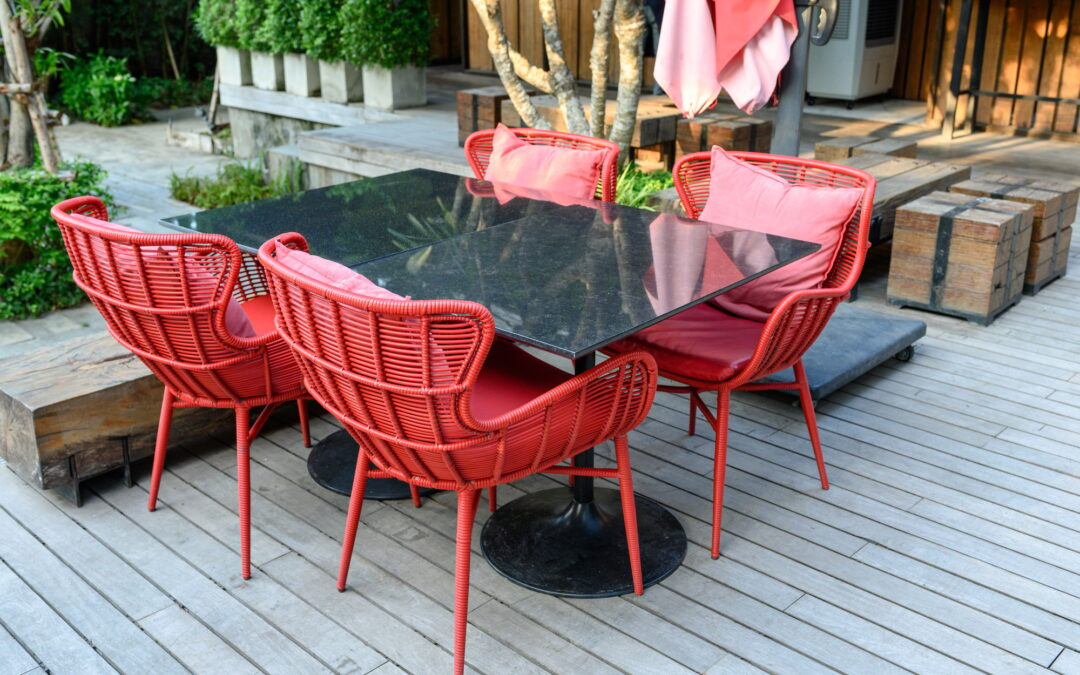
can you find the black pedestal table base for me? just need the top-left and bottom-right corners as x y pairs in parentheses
(307, 429), (437, 500)
(480, 487), (687, 598)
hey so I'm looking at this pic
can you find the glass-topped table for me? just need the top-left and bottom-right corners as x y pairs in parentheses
(163, 168), (819, 597)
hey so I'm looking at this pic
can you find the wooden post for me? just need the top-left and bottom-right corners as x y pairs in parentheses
(0, 1), (61, 173)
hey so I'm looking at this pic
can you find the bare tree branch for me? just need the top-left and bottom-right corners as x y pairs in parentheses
(508, 47), (552, 93)
(588, 0), (617, 138)
(608, 0), (645, 155)
(538, 0), (588, 135)
(468, 0), (551, 129)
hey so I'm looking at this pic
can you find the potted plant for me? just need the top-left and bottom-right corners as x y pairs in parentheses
(301, 0), (361, 103)
(236, 0), (282, 90)
(259, 0), (320, 97)
(342, 0), (431, 110)
(195, 0), (250, 86)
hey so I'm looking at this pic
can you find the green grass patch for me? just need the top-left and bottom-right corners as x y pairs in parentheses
(615, 163), (674, 211)
(170, 162), (301, 209)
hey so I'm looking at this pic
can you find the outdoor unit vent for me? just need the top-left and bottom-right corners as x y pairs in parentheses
(807, 0), (903, 103)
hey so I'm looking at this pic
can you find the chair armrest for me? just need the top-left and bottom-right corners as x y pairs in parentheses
(468, 351), (658, 442)
(735, 286), (849, 385)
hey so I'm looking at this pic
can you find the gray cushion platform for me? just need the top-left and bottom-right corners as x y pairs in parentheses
(760, 304), (926, 400)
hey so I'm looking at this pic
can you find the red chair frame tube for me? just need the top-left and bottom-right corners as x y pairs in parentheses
(259, 233), (657, 674)
(463, 127), (621, 203)
(51, 196), (311, 580)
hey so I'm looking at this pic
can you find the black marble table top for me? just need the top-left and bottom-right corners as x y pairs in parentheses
(163, 168), (819, 359)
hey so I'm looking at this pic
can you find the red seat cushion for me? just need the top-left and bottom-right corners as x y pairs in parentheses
(240, 294), (277, 336)
(606, 303), (765, 383)
(470, 339), (572, 422)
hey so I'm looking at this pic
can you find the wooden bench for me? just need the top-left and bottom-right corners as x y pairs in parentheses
(837, 153), (972, 244)
(815, 136), (918, 162)
(0, 332), (233, 505)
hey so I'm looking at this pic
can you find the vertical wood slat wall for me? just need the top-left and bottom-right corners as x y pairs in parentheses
(892, 0), (1080, 137)
(464, 0), (657, 87)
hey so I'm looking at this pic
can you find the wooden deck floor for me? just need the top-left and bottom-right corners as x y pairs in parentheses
(3, 246), (1080, 674)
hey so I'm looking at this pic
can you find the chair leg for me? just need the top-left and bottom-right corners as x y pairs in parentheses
(711, 390), (731, 559)
(297, 399), (311, 448)
(453, 489), (480, 675)
(147, 389), (175, 512)
(688, 394), (697, 436)
(337, 452), (371, 591)
(794, 360), (829, 490)
(235, 407), (252, 580)
(614, 436), (644, 595)
(409, 485), (422, 508)
(487, 486), (497, 512)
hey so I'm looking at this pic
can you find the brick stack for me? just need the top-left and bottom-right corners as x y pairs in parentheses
(457, 86), (516, 146)
(887, 191), (1035, 325)
(949, 174), (1078, 294)
(674, 112), (772, 160)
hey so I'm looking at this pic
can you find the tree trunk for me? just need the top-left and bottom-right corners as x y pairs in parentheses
(0, 1), (61, 172)
(537, 0), (588, 135)
(0, 90), (8, 166)
(588, 0), (617, 138)
(468, 0), (551, 130)
(6, 98), (34, 168)
(608, 0), (646, 156)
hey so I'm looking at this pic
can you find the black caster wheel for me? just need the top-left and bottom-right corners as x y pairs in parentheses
(806, 94), (817, 106)
(894, 346), (915, 362)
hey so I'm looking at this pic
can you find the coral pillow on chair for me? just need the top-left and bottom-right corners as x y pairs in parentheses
(698, 147), (863, 321)
(273, 241), (407, 301)
(483, 124), (606, 200)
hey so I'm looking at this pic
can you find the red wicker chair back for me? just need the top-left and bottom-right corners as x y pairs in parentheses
(259, 233), (656, 490)
(463, 127), (621, 202)
(51, 196), (294, 407)
(672, 152), (876, 384)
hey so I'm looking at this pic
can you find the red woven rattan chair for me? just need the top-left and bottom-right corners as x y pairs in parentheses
(605, 151), (875, 559)
(51, 196), (311, 580)
(464, 127), (621, 202)
(258, 233), (657, 675)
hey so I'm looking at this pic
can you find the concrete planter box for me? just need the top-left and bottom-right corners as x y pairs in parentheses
(319, 60), (363, 103)
(361, 65), (426, 111)
(216, 46), (252, 86)
(250, 51), (285, 91)
(284, 53), (321, 97)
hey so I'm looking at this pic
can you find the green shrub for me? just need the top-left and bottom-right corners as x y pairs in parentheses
(0, 162), (114, 320)
(615, 164), (674, 210)
(300, 0), (344, 62)
(194, 0), (239, 48)
(170, 162), (301, 210)
(59, 52), (136, 126)
(234, 0), (269, 52)
(132, 76), (214, 109)
(341, 0), (432, 69)
(256, 0), (304, 54)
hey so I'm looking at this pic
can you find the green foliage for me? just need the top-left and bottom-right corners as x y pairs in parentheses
(13, 0), (71, 40)
(194, 0), (239, 48)
(234, 0), (269, 52)
(33, 47), (75, 81)
(132, 76), (214, 110)
(170, 162), (301, 210)
(256, 0), (304, 54)
(59, 52), (136, 126)
(615, 164), (674, 210)
(341, 0), (432, 69)
(300, 0), (344, 62)
(0, 162), (113, 320)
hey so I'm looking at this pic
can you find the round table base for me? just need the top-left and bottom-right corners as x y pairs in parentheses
(308, 429), (437, 500)
(480, 487), (687, 598)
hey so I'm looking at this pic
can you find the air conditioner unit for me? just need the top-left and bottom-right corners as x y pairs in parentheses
(807, 0), (903, 103)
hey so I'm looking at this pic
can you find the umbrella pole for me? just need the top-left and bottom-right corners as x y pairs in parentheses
(770, 0), (816, 157)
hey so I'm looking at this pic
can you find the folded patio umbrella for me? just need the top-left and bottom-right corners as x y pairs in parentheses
(655, 0), (798, 116)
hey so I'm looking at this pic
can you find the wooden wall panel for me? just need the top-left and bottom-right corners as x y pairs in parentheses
(894, 0), (1080, 137)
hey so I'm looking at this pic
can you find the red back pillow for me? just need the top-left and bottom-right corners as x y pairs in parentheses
(483, 124), (606, 200)
(698, 147), (863, 321)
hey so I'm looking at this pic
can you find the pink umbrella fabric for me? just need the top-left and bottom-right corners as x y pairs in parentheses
(655, 0), (797, 116)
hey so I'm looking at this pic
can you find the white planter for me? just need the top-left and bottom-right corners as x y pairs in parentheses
(319, 60), (363, 103)
(216, 46), (252, 86)
(284, 53), (321, 97)
(361, 65), (426, 111)
(250, 51), (285, 91)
